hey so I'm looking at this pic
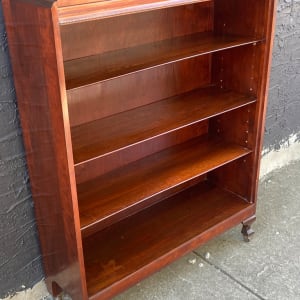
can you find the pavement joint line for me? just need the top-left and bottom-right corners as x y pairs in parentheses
(193, 251), (267, 300)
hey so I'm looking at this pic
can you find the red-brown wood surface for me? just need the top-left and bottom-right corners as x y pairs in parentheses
(2, 1), (87, 299)
(78, 136), (251, 236)
(61, 2), (213, 61)
(209, 105), (255, 200)
(214, 0), (268, 37)
(210, 103), (255, 149)
(65, 33), (261, 88)
(213, 0), (277, 202)
(209, 156), (253, 201)
(3, 0), (277, 299)
(75, 121), (209, 184)
(83, 181), (255, 299)
(58, 0), (211, 23)
(248, 0), (278, 202)
(68, 56), (211, 127)
(72, 86), (256, 165)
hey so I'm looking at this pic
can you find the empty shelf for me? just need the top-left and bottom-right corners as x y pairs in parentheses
(83, 181), (254, 298)
(77, 137), (251, 236)
(65, 32), (262, 88)
(71, 86), (256, 165)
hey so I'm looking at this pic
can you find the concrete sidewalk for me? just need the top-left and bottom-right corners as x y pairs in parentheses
(115, 160), (300, 300)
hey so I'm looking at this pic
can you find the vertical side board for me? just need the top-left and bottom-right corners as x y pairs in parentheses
(2, 1), (87, 299)
(249, 0), (277, 202)
(213, 0), (277, 203)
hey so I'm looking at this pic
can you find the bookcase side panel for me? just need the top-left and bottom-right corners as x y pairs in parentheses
(250, 0), (277, 201)
(2, 1), (87, 299)
(212, 0), (277, 203)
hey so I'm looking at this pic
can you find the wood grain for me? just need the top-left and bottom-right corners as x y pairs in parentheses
(78, 136), (252, 236)
(213, 0), (277, 203)
(68, 56), (211, 127)
(75, 121), (209, 184)
(61, 2), (213, 61)
(71, 86), (256, 164)
(83, 181), (255, 299)
(3, 0), (277, 299)
(2, 1), (87, 299)
(58, 0), (211, 23)
(248, 0), (278, 202)
(65, 33), (262, 88)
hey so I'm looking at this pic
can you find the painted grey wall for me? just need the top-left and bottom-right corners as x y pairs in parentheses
(0, 6), (44, 299)
(264, 0), (300, 152)
(0, 0), (299, 298)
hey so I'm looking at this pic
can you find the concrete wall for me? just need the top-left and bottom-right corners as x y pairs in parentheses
(264, 0), (300, 152)
(0, 0), (299, 298)
(259, 0), (300, 177)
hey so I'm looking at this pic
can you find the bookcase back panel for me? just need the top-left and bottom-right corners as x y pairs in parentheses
(75, 121), (209, 183)
(61, 2), (213, 60)
(68, 55), (211, 126)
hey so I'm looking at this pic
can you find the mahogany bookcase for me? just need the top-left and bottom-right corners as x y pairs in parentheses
(3, 0), (276, 299)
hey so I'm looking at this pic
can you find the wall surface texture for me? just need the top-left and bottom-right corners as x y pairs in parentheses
(0, 0), (299, 298)
(264, 0), (300, 153)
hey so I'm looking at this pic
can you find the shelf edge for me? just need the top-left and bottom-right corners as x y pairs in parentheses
(80, 142), (252, 237)
(58, 0), (212, 25)
(65, 36), (264, 90)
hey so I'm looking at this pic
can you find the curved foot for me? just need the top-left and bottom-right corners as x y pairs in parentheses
(241, 215), (256, 242)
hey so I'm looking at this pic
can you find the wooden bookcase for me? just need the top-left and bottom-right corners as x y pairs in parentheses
(3, 0), (276, 299)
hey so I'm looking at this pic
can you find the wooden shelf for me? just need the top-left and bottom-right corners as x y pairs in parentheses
(71, 86), (256, 165)
(58, 0), (211, 24)
(77, 137), (251, 236)
(64, 32), (262, 88)
(71, 87), (256, 165)
(83, 181), (254, 298)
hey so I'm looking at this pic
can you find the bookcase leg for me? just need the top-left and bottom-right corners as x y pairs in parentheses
(241, 215), (256, 242)
(51, 281), (63, 298)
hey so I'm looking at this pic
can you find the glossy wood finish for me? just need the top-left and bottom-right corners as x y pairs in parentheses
(72, 86), (256, 164)
(65, 33), (262, 88)
(58, 0), (211, 24)
(208, 105), (256, 199)
(72, 86), (256, 183)
(78, 137), (251, 236)
(213, 0), (277, 203)
(68, 56), (211, 126)
(1, 1), (87, 299)
(83, 181), (255, 299)
(4, 0), (277, 299)
(214, 0), (268, 37)
(249, 0), (278, 203)
(61, 2), (213, 61)
(75, 122), (208, 184)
